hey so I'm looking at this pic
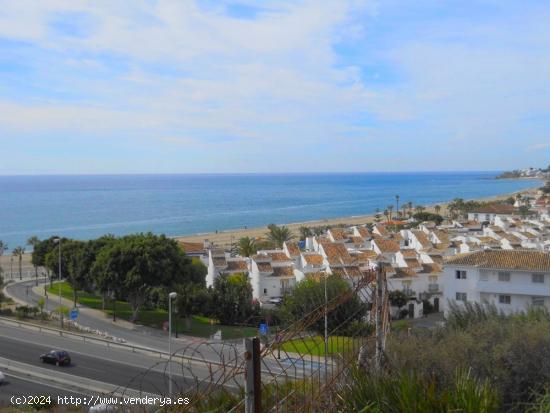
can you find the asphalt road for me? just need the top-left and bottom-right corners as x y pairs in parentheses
(0, 324), (224, 397)
(0, 374), (84, 406)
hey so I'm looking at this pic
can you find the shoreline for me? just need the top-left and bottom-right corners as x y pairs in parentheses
(174, 186), (541, 248)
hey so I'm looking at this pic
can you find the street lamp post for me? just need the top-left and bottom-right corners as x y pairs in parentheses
(54, 238), (63, 329)
(168, 291), (177, 398)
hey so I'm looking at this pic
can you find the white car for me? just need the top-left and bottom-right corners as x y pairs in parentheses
(0, 371), (5, 384)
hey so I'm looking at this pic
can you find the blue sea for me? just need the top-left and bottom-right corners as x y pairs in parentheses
(0, 172), (542, 248)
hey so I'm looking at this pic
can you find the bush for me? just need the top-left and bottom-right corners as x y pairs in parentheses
(337, 367), (500, 413)
(412, 212), (444, 224)
(386, 306), (550, 408)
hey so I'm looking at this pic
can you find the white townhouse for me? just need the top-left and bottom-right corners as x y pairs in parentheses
(206, 249), (249, 287)
(443, 249), (550, 316)
(467, 204), (516, 224)
(249, 250), (297, 306)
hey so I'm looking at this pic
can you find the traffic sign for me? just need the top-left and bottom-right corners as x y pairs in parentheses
(259, 323), (268, 335)
(70, 308), (79, 320)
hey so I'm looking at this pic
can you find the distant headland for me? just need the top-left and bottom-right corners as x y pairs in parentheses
(496, 166), (549, 180)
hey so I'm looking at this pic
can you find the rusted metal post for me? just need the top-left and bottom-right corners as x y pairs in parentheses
(245, 337), (262, 413)
(375, 266), (385, 370)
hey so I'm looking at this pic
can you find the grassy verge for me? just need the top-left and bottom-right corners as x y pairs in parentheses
(46, 282), (257, 339)
(279, 336), (358, 356)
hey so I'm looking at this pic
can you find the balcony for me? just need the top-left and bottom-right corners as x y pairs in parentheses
(428, 284), (440, 293)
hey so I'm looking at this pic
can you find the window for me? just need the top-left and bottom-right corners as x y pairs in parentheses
(263, 288), (267, 295)
(455, 270), (467, 279)
(532, 273), (545, 284)
(455, 292), (467, 301)
(499, 295), (511, 304)
(532, 297), (545, 307)
(485, 214), (490, 221)
(498, 272), (511, 282)
(429, 275), (438, 283)
(479, 271), (489, 281)
(474, 214), (479, 220)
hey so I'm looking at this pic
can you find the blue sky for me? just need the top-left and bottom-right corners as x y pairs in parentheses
(0, 0), (548, 174)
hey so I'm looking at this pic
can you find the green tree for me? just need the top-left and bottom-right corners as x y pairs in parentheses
(175, 283), (209, 329)
(26, 236), (40, 286)
(266, 224), (295, 248)
(279, 276), (366, 335)
(434, 205), (441, 215)
(33, 236), (64, 287)
(92, 233), (200, 322)
(237, 236), (257, 257)
(12, 246), (25, 280)
(389, 290), (408, 310)
(211, 273), (257, 325)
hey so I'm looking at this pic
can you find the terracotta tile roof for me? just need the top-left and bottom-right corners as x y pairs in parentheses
(226, 259), (248, 272)
(489, 225), (504, 233)
(470, 204), (517, 214)
(445, 250), (550, 271)
(352, 250), (377, 262)
(331, 266), (363, 278)
(284, 241), (301, 256)
(269, 252), (292, 261)
(477, 236), (500, 244)
(404, 257), (422, 269)
(303, 253), (324, 266)
(272, 266), (295, 277)
(329, 228), (348, 241)
(322, 243), (354, 265)
(431, 256), (444, 264)
(433, 230), (450, 244)
(400, 249), (417, 258)
(375, 224), (389, 237)
(390, 232), (404, 242)
(257, 262), (273, 272)
(374, 239), (400, 253)
(501, 233), (522, 244)
(350, 236), (366, 245)
(519, 231), (536, 239)
(391, 267), (418, 278)
(179, 241), (205, 254)
(412, 231), (432, 249)
(421, 263), (442, 274)
(357, 227), (371, 238)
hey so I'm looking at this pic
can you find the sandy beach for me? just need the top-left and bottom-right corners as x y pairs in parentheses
(175, 186), (540, 249)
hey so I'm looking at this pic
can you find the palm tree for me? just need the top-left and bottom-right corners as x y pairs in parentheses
(237, 236), (257, 257)
(0, 241), (7, 257)
(298, 226), (313, 241)
(434, 205), (441, 215)
(387, 205), (394, 221)
(12, 246), (25, 280)
(395, 195), (400, 215)
(266, 224), (295, 248)
(27, 236), (40, 286)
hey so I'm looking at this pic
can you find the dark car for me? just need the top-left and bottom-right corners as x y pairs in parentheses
(40, 350), (71, 366)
